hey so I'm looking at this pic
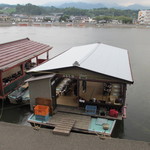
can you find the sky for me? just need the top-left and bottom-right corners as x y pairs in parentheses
(0, 0), (150, 6)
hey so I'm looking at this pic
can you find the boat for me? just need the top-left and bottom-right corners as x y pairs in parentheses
(0, 38), (52, 100)
(8, 83), (30, 104)
(28, 110), (116, 136)
(27, 43), (133, 135)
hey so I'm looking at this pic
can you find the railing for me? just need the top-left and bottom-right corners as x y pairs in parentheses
(3, 74), (31, 96)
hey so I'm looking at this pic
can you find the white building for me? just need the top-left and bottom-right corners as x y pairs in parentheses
(138, 10), (150, 24)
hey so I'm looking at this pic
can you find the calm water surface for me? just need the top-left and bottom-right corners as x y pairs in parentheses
(0, 26), (150, 142)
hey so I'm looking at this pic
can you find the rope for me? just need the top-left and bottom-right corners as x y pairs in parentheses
(33, 122), (41, 131)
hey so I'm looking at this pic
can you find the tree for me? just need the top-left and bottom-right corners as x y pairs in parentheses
(59, 15), (70, 22)
(16, 3), (42, 15)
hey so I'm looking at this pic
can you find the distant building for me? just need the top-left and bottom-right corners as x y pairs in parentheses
(0, 14), (10, 21)
(138, 10), (150, 24)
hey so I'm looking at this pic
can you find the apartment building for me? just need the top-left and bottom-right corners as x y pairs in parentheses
(138, 10), (150, 24)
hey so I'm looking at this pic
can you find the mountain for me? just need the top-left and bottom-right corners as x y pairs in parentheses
(0, 3), (16, 7)
(59, 2), (105, 9)
(44, 2), (150, 10)
(1, 2), (150, 10)
(126, 4), (150, 10)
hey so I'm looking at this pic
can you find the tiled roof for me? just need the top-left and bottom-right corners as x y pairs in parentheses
(0, 38), (52, 71)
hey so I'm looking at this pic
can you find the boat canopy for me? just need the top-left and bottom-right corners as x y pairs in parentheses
(29, 43), (133, 84)
(0, 38), (52, 71)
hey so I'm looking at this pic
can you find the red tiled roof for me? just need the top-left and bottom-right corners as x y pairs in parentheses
(0, 38), (52, 71)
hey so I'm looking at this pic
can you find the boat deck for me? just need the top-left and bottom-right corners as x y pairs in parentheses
(49, 112), (91, 130)
(56, 105), (123, 120)
(28, 111), (116, 136)
(52, 118), (76, 135)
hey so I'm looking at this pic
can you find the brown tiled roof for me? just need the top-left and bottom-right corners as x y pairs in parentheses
(0, 38), (52, 71)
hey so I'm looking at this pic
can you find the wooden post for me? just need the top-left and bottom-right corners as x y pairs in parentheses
(36, 56), (39, 66)
(21, 63), (25, 76)
(123, 84), (127, 105)
(47, 51), (49, 60)
(0, 71), (4, 97)
(77, 78), (80, 97)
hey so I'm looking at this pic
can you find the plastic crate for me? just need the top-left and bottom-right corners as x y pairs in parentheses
(35, 114), (49, 121)
(34, 105), (49, 116)
(109, 109), (118, 118)
(85, 105), (97, 115)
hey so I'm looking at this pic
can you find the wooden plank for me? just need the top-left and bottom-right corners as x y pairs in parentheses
(53, 129), (70, 136)
(53, 118), (75, 136)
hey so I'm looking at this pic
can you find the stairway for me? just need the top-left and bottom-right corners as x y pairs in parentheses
(53, 118), (75, 136)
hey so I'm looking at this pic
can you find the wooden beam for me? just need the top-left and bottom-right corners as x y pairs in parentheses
(0, 71), (4, 97)
(47, 51), (49, 60)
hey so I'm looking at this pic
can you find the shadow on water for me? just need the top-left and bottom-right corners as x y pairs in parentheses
(112, 120), (125, 139)
(0, 100), (32, 126)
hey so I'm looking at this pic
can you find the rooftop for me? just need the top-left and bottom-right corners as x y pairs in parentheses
(0, 38), (52, 71)
(29, 43), (133, 83)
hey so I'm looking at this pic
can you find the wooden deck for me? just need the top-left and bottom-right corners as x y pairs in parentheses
(53, 118), (75, 136)
(49, 112), (91, 131)
(28, 111), (116, 136)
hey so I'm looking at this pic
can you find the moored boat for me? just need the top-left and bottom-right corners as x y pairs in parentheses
(8, 83), (30, 104)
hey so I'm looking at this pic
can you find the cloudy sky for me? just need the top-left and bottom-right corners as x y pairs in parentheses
(0, 0), (150, 6)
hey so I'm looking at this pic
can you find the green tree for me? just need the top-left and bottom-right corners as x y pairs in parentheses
(59, 15), (70, 22)
(16, 3), (42, 15)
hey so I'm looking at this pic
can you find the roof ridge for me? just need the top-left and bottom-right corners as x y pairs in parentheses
(0, 38), (29, 47)
(77, 43), (100, 65)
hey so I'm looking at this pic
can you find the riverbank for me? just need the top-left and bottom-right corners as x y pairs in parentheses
(0, 21), (150, 29)
(0, 122), (149, 150)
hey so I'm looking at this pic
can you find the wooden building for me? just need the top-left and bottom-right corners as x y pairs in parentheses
(28, 43), (133, 120)
(0, 38), (52, 99)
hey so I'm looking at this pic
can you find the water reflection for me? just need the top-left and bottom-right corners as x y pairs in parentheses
(112, 120), (124, 139)
(0, 102), (31, 126)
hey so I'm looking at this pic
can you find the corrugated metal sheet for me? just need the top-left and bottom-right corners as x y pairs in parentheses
(0, 38), (52, 71)
(29, 43), (133, 83)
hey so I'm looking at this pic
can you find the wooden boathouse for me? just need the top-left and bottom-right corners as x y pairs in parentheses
(0, 38), (52, 100)
(28, 43), (133, 121)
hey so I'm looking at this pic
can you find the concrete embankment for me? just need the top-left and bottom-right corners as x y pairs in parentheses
(0, 122), (149, 150)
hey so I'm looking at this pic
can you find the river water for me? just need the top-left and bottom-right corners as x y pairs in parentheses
(0, 26), (150, 142)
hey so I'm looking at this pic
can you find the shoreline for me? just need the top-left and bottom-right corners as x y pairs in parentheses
(0, 22), (150, 29)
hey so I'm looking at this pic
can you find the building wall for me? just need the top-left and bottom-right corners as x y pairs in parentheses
(52, 67), (128, 83)
(29, 78), (51, 110)
(138, 10), (150, 24)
